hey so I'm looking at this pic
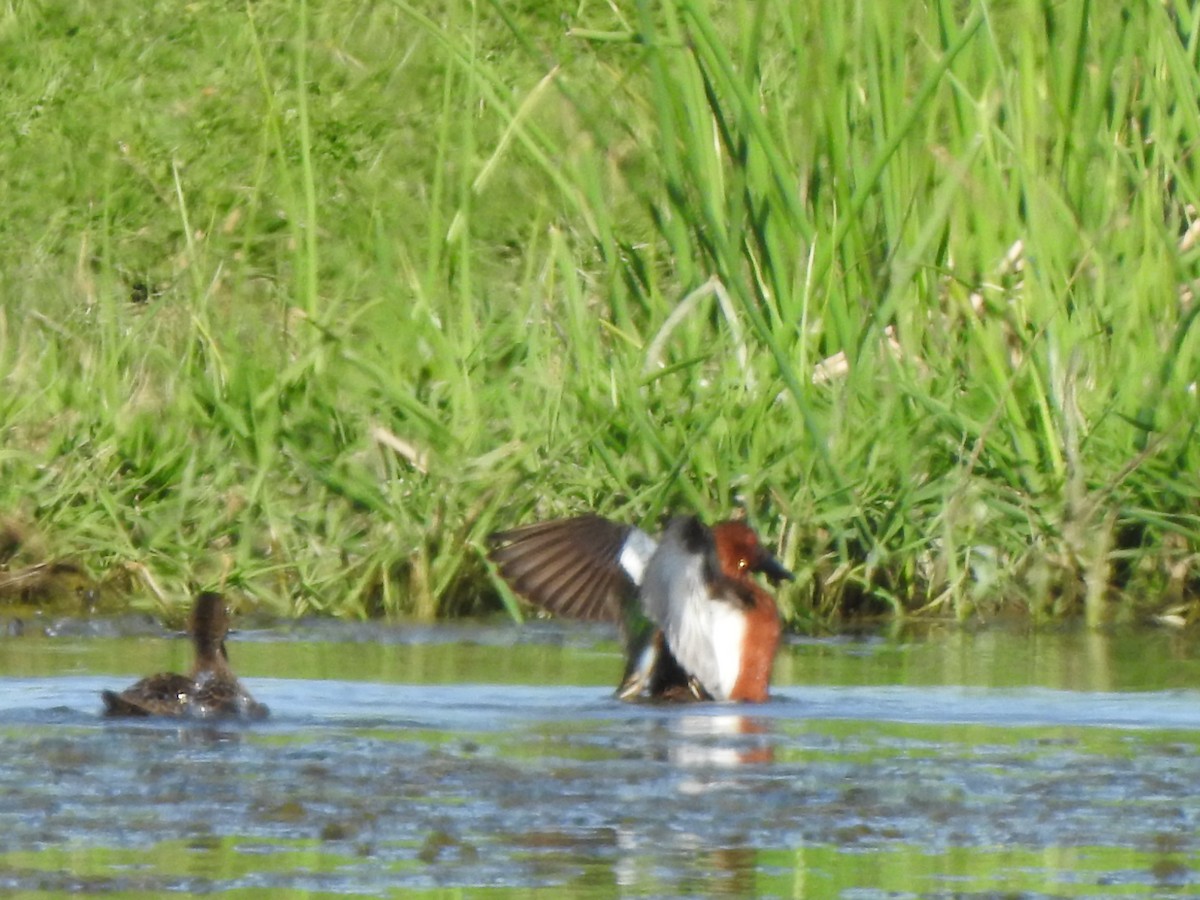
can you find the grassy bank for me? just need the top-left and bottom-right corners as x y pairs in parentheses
(1, 0), (1198, 626)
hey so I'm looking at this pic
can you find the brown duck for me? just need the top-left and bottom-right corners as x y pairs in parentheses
(101, 592), (268, 720)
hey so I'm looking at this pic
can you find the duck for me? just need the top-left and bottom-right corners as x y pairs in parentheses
(101, 591), (268, 720)
(487, 514), (792, 702)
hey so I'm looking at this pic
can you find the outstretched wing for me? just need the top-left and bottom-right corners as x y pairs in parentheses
(487, 515), (656, 622)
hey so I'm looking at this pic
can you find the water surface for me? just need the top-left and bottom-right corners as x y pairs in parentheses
(1, 620), (1199, 897)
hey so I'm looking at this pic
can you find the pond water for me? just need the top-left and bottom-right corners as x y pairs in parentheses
(2, 618), (1200, 897)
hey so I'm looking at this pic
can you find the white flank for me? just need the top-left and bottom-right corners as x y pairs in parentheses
(708, 601), (746, 700)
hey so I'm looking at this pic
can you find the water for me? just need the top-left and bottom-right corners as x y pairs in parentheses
(2, 620), (1200, 897)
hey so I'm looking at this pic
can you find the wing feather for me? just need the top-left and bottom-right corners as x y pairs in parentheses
(487, 515), (655, 622)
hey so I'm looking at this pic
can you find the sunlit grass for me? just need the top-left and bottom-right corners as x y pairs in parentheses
(1, 1), (1198, 624)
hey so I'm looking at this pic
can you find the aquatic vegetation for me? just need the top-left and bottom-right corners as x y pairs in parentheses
(0, 2), (1198, 623)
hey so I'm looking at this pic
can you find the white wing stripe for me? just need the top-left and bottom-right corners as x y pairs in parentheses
(618, 528), (658, 585)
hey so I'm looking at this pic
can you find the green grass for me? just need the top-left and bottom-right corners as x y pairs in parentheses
(1, 0), (1199, 626)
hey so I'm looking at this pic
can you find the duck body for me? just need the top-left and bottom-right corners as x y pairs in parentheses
(101, 592), (267, 720)
(488, 514), (792, 703)
(101, 673), (195, 717)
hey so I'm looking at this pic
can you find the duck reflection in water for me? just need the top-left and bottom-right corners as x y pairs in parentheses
(101, 591), (268, 720)
(661, 714), (776, 768)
